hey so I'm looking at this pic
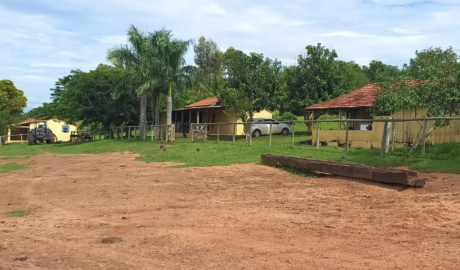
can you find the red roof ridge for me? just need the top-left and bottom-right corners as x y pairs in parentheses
(185, 97), (219, 108)
(306, 80), (426, 110)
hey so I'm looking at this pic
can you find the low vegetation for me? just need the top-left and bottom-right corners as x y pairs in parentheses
(4, 210), (26, 217)
(0, 162), (27, 173)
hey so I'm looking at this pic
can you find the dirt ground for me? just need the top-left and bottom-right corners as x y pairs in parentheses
(1, 153), (460, 270)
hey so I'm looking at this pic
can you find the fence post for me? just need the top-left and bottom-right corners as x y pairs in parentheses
(421, 118), (428, 156)
(166, 125), (169, 143)
(217, 124), (220, 143)
(191, 124), (194, 142)
(0, 136), (2, 146)
(249, 123), (252, 146)
(204, 124), (208, 141)
(232, 123), (236, 145)
(381, 120), (390, 155)
(151, 126), (154, 141)
(144, 126), (147, 141)
(134, 127), (137, 139)
(345, 120), (349, 151)
(316, 120), (320, 149)
(291, 121), (295, 148)
(269, 122), (273, 147)
(128, 127), (131, 139)
(391, 120), (396, 152)
(20, 134), (23, 143)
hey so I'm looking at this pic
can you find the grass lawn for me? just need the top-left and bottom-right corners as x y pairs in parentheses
(1, 126), (460, 174)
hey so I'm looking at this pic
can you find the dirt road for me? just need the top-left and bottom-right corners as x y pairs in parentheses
(1, 153), (460, 269)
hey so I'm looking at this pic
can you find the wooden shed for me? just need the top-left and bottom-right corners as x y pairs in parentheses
(306, 82), (460, 148)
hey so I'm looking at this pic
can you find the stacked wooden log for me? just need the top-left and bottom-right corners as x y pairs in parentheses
(261, 155), (426, 187)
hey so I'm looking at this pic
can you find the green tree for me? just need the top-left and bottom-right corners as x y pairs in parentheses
(286, 43), (339, 132)
(335, 61), (370, 96)
(151, 29), (192, 130)
(190, 36), (225, 101)
(372, 47), (460, 150)
(194, 36), (224, 76)
(0, 80), (27, 136)
(363, 60), (400, 83)
(107, 25), (161, 139)
(222, 48), (282, 139)
(0, 80), (27, 114)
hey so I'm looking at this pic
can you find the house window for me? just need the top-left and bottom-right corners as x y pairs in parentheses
(62, 126), (70, 133)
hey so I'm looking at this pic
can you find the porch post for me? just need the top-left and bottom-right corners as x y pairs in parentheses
(181, 111), (184, 133)
(189, 110), (192, 135)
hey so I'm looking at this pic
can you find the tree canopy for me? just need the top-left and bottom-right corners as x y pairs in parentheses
(221, 48), (282, 121)
(29, 65), (140, 133)
(0, 80), (27, 136)
(0, 80), (27, 115)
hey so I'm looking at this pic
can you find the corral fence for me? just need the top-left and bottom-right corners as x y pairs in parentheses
(109, 124), (175, 142)
(0, 134), (29, 146)
(188, 117), (460, 156)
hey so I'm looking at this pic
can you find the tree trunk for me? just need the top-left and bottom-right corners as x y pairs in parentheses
(155, 94), (161, 140)
(151, 95), (155, 126)
(410, 125), (437, 151)
(139, 95), (147, 139)
(244, 111), (254, 143)
(166, 83), (173, 142)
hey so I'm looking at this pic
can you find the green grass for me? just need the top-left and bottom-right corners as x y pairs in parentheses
(1, 133), (460, 173)
(4, 210), (26, 217)
(0, 163), (28, 173)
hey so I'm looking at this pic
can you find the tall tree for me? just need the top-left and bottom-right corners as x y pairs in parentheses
(335, 61), (370, 97)
(221, 48), (281, 139)
(107, 25), (160, 139)
(0, 80), (27, 136)
(32, 65), (140, 136)
(372, 47), (460, 150)
(151, 29), (192, 131)
(194, 36), (224, 76)
(286, 43), (339, 132)
(363, 60), (400, 83)
(0, 80), (27, 114)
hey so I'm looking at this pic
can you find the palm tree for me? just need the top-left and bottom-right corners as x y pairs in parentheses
(107, 25), (161, 139)
(150, 30), (192, 130)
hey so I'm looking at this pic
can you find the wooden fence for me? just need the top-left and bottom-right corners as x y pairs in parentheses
(189, 117), (460, 156)
(111, 125), (175, 142)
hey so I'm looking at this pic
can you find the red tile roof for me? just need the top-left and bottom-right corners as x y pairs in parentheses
(185, 97), (220, 108)
(306, 80), (423, 110)
(20, 118), (46, 124)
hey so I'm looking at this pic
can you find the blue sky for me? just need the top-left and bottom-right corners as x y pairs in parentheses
(1, 0), (459, 110)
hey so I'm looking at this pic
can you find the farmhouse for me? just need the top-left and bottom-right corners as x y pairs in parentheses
(7, 118), (78, 143)
(306, 83), (460, 148)
(161, 97), (272, 138)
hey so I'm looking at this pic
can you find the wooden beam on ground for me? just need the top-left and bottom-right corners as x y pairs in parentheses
(261, 155), (426, 187)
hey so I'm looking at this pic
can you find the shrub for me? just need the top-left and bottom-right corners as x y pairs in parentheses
(274, 112), (298, 122)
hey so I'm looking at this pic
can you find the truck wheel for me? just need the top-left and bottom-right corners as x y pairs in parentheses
(28, 134), (35, 145)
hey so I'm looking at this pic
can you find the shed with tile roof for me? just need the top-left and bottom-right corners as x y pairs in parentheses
(160, 97), (272, 138)
(305, 82), (460, 148)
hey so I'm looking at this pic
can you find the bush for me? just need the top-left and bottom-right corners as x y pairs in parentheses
(274, 112), (298, 122)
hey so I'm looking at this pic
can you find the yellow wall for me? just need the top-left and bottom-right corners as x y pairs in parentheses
(28, 119), (77, 142)
(235, 110), (273, 135)
(312, 116), (388, 148)
(312, 107), (460, 148)
(162, 108), (272, 136)
(392, 107), (460, 145)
